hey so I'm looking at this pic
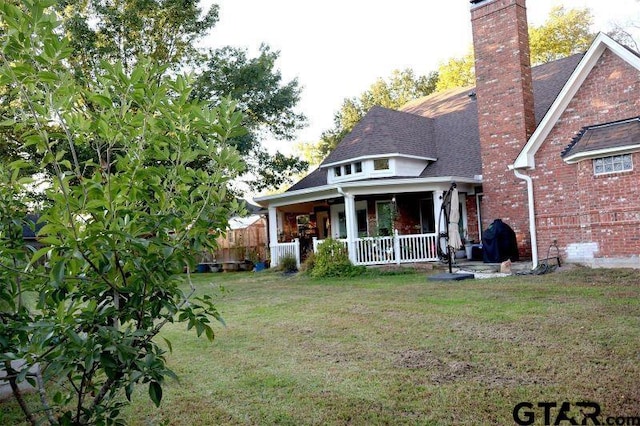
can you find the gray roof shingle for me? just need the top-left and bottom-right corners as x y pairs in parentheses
(288, 53), (583, 192)
(321, 106), (436, 165)
(561, 116), (640, 159)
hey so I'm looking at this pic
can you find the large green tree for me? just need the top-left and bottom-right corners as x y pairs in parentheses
(1, 1), (244, 423)
(1, 0), (307, 192)
(192, 44), (307, 191)
(315, 69), (438, 157)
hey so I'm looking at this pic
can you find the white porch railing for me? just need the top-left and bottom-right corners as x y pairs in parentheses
(300, 232), (439, 267)
(312, 237), (347, 253)
(355, 236), (396, 265)
(396, 232), (439, 263)
(270, 238), (300, 268)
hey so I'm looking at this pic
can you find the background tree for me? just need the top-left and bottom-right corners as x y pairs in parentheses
(191, 44), (308, 191)
(529, 6), (594, 65)
(315, 69), (438, 157)
(0, 1), (244, 423)
(435, 50), (475, 91)
(435, 6), (595, 93)
(0, 0), (306, 192)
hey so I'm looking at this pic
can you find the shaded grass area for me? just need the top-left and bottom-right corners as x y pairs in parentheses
(3, 266), (640, 425)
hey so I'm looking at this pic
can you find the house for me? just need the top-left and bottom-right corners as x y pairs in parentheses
(255, 0), (640, 269)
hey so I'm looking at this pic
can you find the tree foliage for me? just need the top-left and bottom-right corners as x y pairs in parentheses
(0, 0), (306, 192)
(0, 1), (244, 423)
(435, 6), (595, 92)
(529, 6), (594, 65)
(316, 69), (438, 157)
(192, 44), (308, 191)
(435, 49), (475, 91)
(55, 0), (219, 77)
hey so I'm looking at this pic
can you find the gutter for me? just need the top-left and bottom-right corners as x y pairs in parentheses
(510, 167), (538, 268)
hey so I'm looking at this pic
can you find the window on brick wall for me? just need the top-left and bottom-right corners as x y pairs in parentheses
(593, 154), (632, 175)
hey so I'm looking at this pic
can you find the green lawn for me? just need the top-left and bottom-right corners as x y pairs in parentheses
(3, 266), (640, 425)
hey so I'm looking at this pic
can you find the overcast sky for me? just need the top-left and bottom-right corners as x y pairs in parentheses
(200, 0), (640, 152)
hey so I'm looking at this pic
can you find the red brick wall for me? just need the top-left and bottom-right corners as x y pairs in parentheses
(465, 195), (480, 243)
(471, 0), (535, 258)
(531, 49), (640, 262)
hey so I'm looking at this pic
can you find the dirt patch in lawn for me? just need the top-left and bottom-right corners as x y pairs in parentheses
(394, 349), (443, 369)
(393, 349), (545, 388)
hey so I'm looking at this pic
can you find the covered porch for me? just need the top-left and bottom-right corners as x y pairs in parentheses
(255, 179), (482, 268)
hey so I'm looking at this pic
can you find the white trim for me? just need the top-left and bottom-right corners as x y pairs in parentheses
(321, 153), (437, 168)
(563, 145), (640, 164)
(513, 32), (640, 170)
(253, 176), (481, 207)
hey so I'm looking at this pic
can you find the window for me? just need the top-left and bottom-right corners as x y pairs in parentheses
(356, 209), (368, 236)
(419, 194), (435, 234)
(335, 203), (368, 238)
(338, 212), (347, 238)
(376, 201), (395, 236)
(355, 162), (362, 173)
(334, 166), (341, 177)
(345, 164), (352, 175)
(593, 154), (632, 175)
(374, 158), (389, 170)
(296, 215), (310, 236)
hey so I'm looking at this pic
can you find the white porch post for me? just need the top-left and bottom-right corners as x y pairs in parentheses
(343, 192), (358, 264)
(434, 190), (445, 253)
(268, 206), (279, 267)
(434, 190), (444, 233)
(393, 229), (401, 265)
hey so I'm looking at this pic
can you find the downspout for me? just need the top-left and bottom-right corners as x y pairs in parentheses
(511, 167), (538, 268)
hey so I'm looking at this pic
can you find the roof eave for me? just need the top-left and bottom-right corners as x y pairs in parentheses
(253, 176), (482, 207)
(562, 144), (640, 164)
(321, 153), (437, 169)
(513, 33), (640, 169)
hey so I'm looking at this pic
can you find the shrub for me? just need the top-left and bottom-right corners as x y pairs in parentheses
(310, 239), (365, 278)
(300, 251), (316, 274)
(279, 254), (298, 273)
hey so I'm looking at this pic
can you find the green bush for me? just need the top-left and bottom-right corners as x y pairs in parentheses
(279, 254), (298, 273)
(310, 239), (365, 278)
(300, 251), (316, 274)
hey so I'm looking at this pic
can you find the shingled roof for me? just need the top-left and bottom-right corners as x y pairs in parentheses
(288, 53), (583, 192)
(321, 106), (436, 166)
(561, 116), (640, 160)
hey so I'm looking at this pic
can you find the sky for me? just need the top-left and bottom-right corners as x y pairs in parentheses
(200, 0), (640, 155)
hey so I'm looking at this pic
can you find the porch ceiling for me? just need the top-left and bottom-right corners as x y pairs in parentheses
(276, 201), (328, 214)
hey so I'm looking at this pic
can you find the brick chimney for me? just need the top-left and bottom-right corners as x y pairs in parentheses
(470, 0), (535, 258)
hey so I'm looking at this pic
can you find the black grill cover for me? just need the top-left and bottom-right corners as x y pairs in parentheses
(482, 219), (519, 263)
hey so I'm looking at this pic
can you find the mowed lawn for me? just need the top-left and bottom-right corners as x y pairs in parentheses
(3, 266), (640, 425)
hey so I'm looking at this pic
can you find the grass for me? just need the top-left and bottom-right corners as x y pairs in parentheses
(2, 266), (640, 425)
